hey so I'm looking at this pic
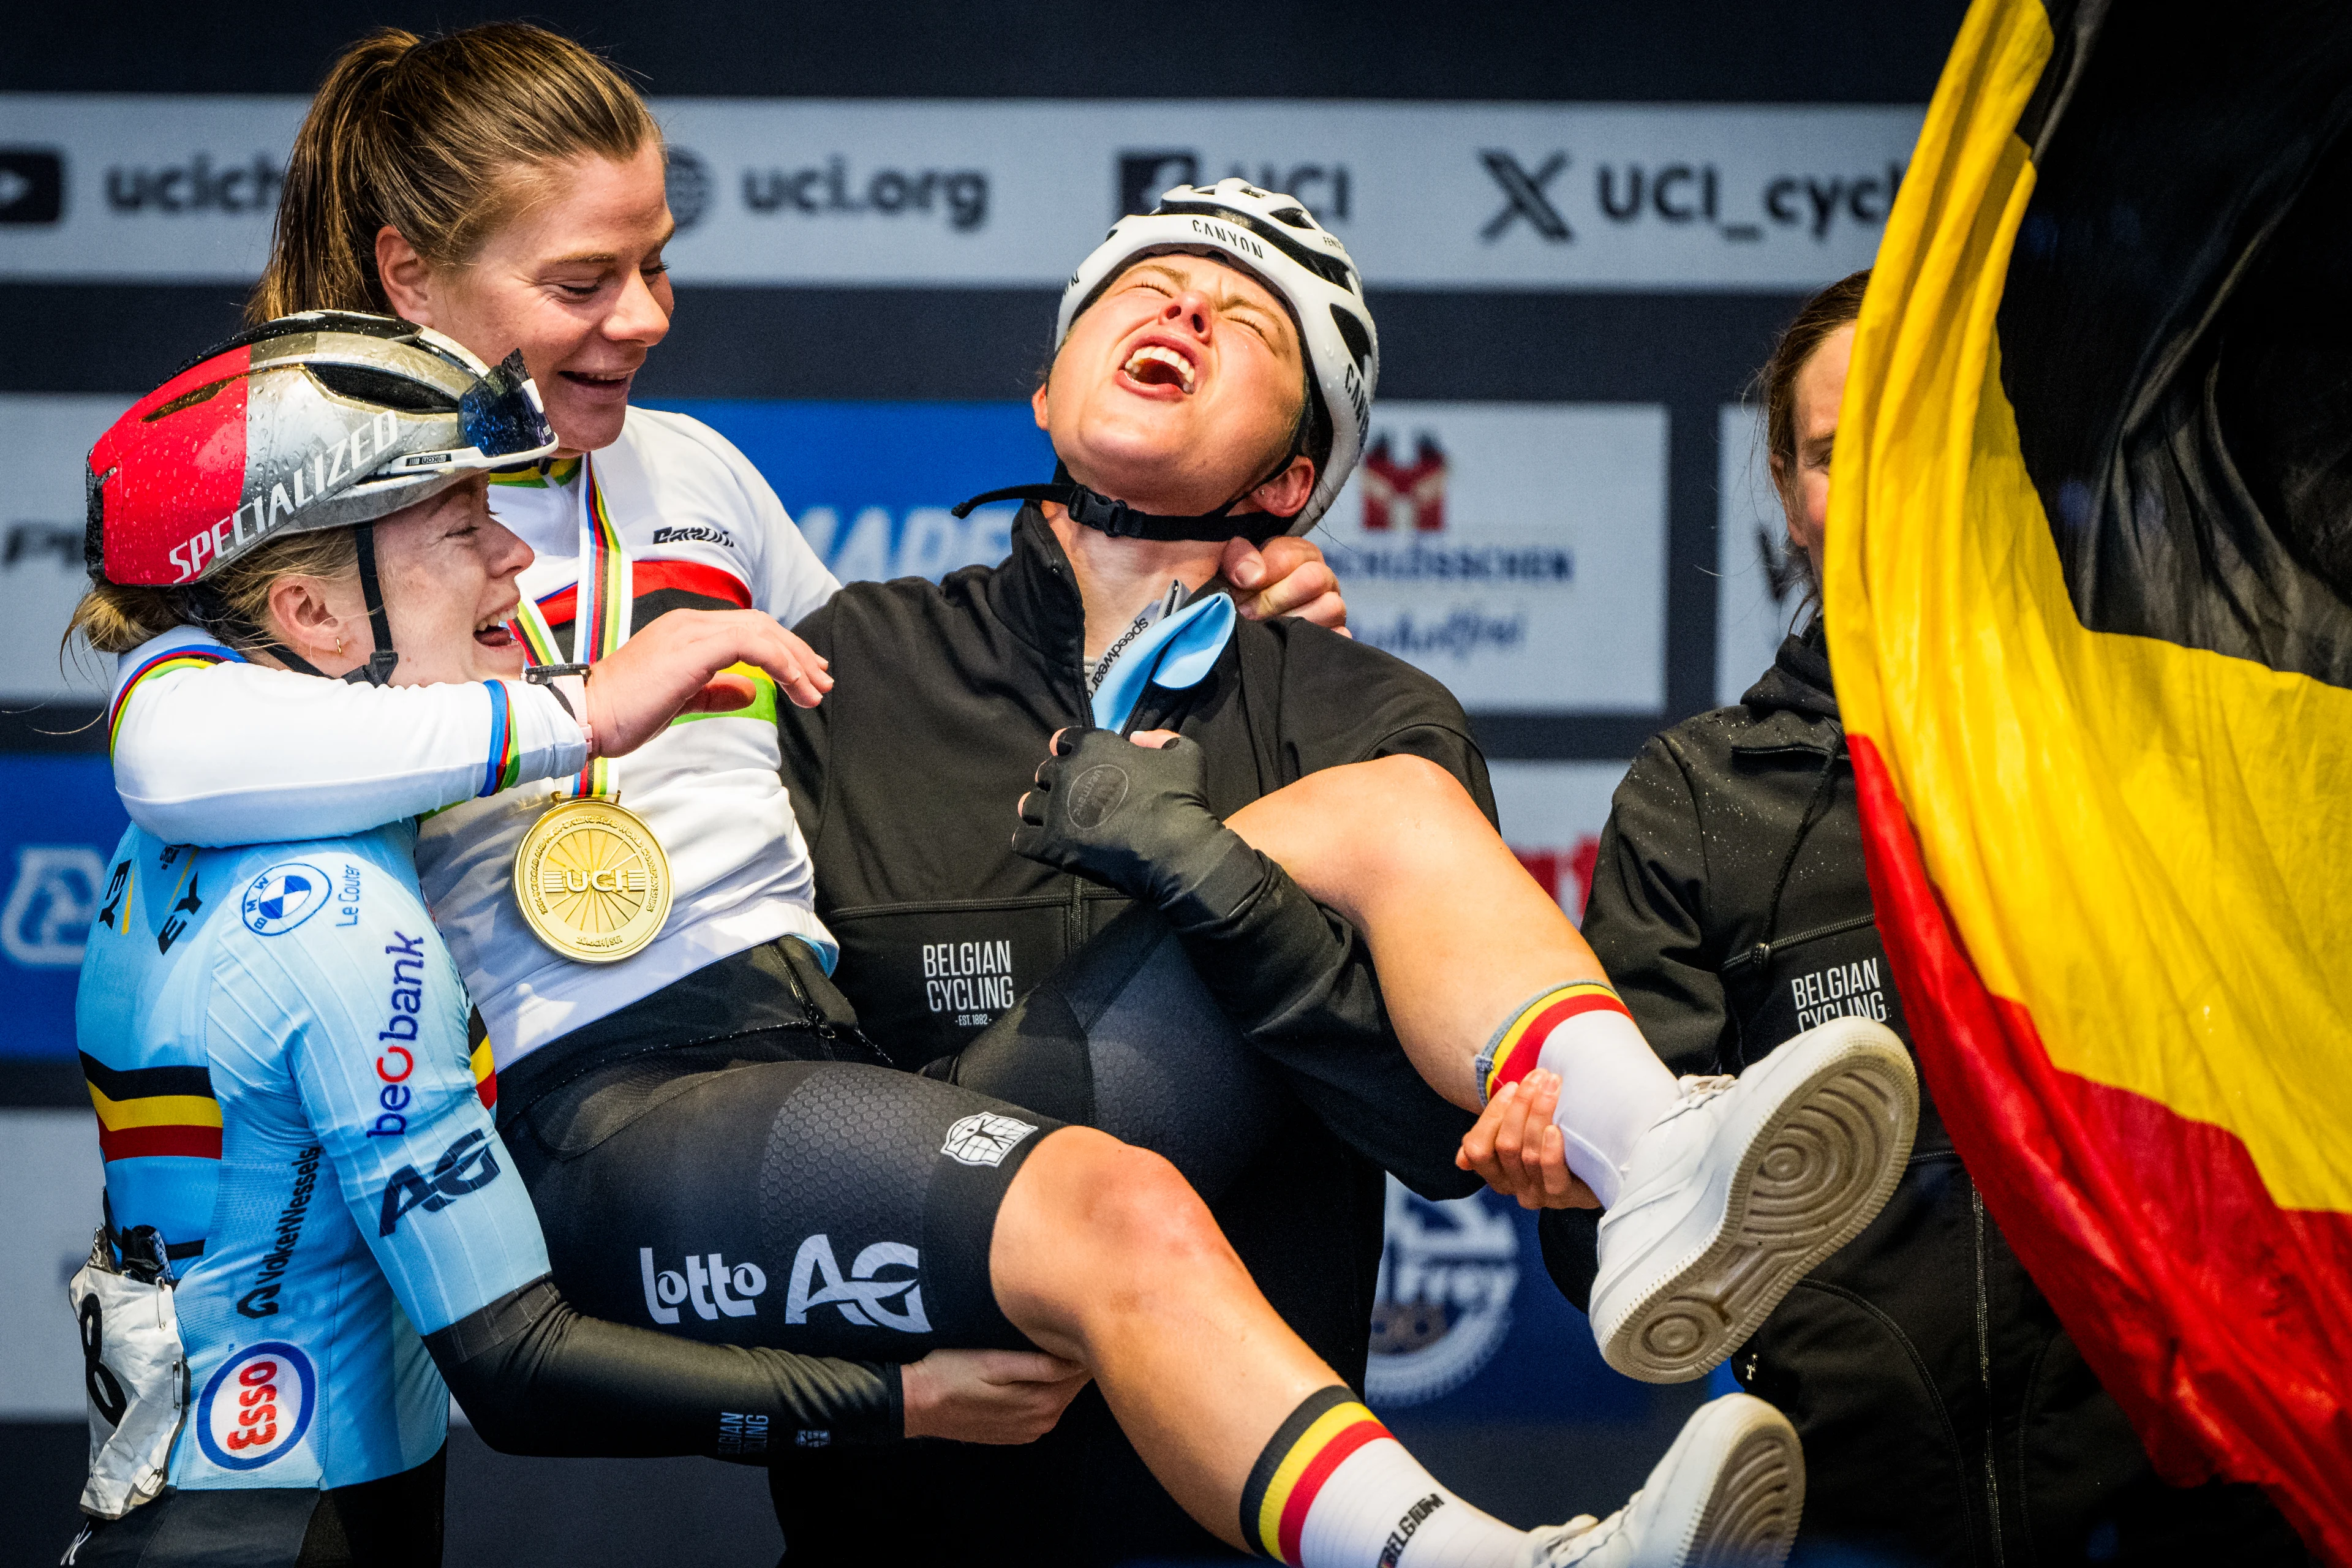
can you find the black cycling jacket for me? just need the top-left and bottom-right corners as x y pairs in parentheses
(1542, 620), (2302, 1567)
(773, 506), (1485, 1563)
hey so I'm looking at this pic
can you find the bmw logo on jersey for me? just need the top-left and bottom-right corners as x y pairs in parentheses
(243, 863), (331, 937)
(197, 1342), (317, 1470)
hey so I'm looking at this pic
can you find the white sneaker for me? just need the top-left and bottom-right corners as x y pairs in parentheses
(1589, 1017), (1918, 1383)
(1521, 1393), (1804, 1568)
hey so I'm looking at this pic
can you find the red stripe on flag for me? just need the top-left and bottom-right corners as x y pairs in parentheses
(1849, 734), (2352, 1562)
(99, 1124), (223, 1162)
(1276, 1419), (1389, 1564)
(532, 559), (751, 625)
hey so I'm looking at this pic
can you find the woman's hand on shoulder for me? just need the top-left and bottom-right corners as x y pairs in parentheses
(582, 609), (833, 758)
(1221, 535), (1349, 635)
(899, 1348), (1091, 1444)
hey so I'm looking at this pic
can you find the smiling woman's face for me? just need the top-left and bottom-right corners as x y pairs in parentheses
(380, 142), (676, 456)
(264, 476), (535, 687)
(1035, 253), (1314, 518)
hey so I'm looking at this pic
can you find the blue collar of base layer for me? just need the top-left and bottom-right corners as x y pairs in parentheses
(1090, 592), (1238, 732)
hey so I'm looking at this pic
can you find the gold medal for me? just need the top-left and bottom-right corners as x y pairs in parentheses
(511, 796), (672, 963)
(507, 458), (672, 964)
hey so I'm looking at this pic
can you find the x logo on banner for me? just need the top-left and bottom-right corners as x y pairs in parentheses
(1479, 151), (1572, 243)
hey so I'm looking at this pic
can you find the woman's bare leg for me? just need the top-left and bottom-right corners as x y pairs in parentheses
(990, 1129), (1322, 1534)
(990, 1126), (1562, 1566)
(1223, 753), (1607, 1110)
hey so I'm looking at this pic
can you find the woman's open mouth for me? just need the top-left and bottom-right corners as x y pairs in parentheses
(559, 369), (635, 398)
(1118, 342), (1197, 396)
(475, 611), (516, 649)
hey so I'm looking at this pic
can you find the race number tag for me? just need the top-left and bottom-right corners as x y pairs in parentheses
(68, 1228), (188, 1520)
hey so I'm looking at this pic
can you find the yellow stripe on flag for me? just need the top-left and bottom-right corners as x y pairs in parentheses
(1826, 0), (2352, 1210)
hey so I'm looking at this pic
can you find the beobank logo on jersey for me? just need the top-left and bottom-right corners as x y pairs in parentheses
(197, 1341), (316, 1470)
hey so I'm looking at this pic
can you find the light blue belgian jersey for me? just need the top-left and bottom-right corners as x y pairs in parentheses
(77, 821), (549, 1491)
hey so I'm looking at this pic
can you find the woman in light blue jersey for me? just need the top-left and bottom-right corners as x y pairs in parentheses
(63, 325), (1085, 1567)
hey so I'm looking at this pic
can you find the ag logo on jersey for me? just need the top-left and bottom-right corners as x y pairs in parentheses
(197, 1342), (316, 1470)
(243, 863), (330, 937)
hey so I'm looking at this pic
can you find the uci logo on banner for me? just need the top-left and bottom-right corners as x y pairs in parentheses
(197, 1342), (316, 1470)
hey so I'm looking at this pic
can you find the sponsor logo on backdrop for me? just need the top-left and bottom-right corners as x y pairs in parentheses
(1323, 404), (1666, 712)
(4, 521), (80, 570)
(742, 157), (989, 231)
(784, 1235), (929, 1332)
(1480, 146), (1906, 250)
(1338, 426), (1566, 663)
(1115, 149), (1354, 222)
(1366, 1178), (1519, 1406)
(2, 845), (106, 967)
(639, 1248), (770, 1325)
(0, 149), (66, 225)
(664, 146), (712, 232)
(0, 102), (1915, 285)
(1514, 839), (1600, 924)
(197, 1341), (315, 1469)
(796, 503), (1018, 585)
(1480, 151), (1571, 243)
(105, 153), (284, 214)
(1360, 434), (1448, 532)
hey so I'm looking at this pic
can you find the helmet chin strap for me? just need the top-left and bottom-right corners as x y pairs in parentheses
(251, 522), (402, 685)
(952, 460), (1299, 546)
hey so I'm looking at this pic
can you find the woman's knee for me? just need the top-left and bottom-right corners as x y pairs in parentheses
(1005, 1128), (1224, 1276)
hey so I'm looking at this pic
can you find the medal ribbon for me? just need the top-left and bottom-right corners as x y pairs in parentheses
(508, 455), (633, 801)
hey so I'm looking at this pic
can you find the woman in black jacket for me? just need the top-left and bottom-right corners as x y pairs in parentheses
(1539, 271), (2305, 1566)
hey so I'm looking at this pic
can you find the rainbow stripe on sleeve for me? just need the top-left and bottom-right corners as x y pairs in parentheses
(107, 645), (238, 754)
(480, 680), (521, 796)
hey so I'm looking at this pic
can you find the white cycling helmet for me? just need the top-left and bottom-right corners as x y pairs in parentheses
(959, 178), (1378, 541)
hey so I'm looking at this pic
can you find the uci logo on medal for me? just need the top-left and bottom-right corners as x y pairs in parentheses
(197, 1342), (316, 1470)
(243, 863), (331, 937)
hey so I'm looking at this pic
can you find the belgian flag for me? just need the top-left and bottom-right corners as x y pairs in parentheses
(1830, 0), (2352, 1553)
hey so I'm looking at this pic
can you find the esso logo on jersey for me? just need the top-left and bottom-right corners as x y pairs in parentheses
(243, 863), (331, 937)
(197, 1342), (317, 1469)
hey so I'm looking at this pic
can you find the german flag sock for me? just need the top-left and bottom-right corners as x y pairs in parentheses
(1238, 1387), (1523, 1566)
(1472, 980), (1678, 1208)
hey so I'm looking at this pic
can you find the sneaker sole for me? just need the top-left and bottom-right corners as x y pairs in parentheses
(1683, 1404), (1804, 1568)
(1601, 1020), (1918, 1383)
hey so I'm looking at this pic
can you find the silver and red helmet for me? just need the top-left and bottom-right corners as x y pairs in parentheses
(87, 311), (557, 588)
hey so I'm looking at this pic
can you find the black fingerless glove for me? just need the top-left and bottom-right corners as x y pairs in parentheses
(1012, 727), (1265, 925)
